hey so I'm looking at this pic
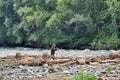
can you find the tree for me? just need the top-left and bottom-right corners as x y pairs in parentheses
(106, 0), (120, 38)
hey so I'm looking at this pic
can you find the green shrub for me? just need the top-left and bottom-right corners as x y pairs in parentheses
(73, 70), (96, 80)
(106, 66), (112, 73)
(0, 75), (3, 80)
(0, 59), (13, 66)
(92, 33), (120, 49)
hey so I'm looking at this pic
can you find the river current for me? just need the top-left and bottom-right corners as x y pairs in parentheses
(0, 47), (120, 58)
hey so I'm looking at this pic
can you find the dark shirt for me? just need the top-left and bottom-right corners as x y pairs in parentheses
(51, 45), (57, 55)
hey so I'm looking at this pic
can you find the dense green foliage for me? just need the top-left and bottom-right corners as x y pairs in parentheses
(0, 0), (120, 49)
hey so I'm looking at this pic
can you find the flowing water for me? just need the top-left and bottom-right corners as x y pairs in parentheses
(0, 47), (120, 58)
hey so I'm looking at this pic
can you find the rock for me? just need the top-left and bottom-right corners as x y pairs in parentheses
(100, 70), (107, 74)
(97, 77), (103, 80)
(94, 71), (101, 76)
(43, 63), (49, 68)
(49, 67), (57, 73)
(0, 66), (4, 71)
(21, 68), (29, 72)
(43, 67), (49, 73)
(63, 70), (70, 74)
(115, 70), (120, 74)
(90, 62), (99, 65)
(35, 73), (42, 77)
(19, 65), (24, 68)
(83, 70), (88, 74)
(110, 71), (116, 74)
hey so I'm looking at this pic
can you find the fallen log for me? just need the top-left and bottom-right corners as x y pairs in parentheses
(60, 60), (77, 66)
(47, 58), (71, 64)
(85, 53), (120, 63)
(18, 56), (71, 66)
(2, 55), (15, 59)
(100, 60), (120, 64)
(19, 56), (44, 66)
(1, 52), (120, 66)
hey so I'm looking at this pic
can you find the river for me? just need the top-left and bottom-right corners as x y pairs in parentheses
(0, 47), (120, 58)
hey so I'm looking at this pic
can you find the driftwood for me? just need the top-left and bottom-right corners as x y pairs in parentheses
(1, 52), (120, 66)
(1, 55), (15, 59)
(100, 60), (120, 64)
(60, 60), (77, 66)
(47, 59), (71, 64)
(19, 57), (44, 66)
(85, 53), (120, 63)
(77, 59), (86, 65)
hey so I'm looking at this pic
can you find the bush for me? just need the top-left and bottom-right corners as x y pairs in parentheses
(106, 66), (112, 73)
(73, 70), (96, 80)
(0, 75), (3, 80)
(92, 33), (120, 49)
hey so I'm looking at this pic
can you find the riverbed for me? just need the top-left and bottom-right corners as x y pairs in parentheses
(0, 47), (120, 57)
(0, 47), (120, 80)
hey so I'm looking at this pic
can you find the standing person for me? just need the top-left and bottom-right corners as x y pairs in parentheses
(51, 44), (58, 56)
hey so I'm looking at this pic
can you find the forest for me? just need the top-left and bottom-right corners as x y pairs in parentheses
(0, 0), (120, 49)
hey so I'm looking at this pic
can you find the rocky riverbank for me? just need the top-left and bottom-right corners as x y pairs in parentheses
(0, 52), (120, 80)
